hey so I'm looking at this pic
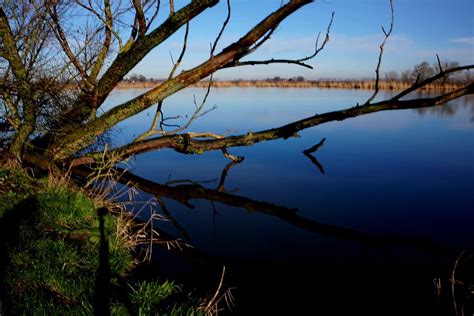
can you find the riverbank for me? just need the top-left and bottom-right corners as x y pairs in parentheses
(0, 165), (203, 314)
(116, 79), (466, 91)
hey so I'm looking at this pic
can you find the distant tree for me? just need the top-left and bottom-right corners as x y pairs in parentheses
(411, 61), (435, 82)
(384, 71), (399, 81)
(464, 71), (473, 85)
(434, 60), (461, 83)
(295, 75), (305, 82)
(400, 69), (412, 84)
(272, 76), (282, 82)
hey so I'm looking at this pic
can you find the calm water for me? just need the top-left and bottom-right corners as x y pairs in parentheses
(104, 88), (474, 315)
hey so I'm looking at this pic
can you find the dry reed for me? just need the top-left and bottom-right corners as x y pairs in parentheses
(116, 79), (467, 91)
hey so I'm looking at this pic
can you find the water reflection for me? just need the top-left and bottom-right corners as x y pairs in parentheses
(98, 88), (473, 314)
(414, 95), (474, 121)
(108, 158), (472, 315)
(303, 138), (326, 174)
(111, 157), (455, 257)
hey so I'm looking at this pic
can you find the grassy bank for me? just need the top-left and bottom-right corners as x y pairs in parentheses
(0, 166), (202, 315)
(116, 79), (466, 91)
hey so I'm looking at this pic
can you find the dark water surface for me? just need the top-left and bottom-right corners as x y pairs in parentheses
(104, 88), (474, 315)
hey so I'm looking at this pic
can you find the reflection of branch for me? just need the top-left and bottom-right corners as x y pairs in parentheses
(303, 138), (325, 155)
(156, 198), (192, 244)
(217, 159), (242, 192)
(303, 138), (325, 174)
(304, 153), (325, 174)
(80, 167), (456, 256)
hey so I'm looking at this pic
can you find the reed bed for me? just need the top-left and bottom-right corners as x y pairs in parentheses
(117, 79), (466, 91)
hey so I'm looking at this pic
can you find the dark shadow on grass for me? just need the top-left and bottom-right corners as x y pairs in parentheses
(94, 207), (111, 316)
(0, 197), (38, 312)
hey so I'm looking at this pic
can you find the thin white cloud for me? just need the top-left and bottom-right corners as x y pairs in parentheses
(451, 37), (474, 45)
(415, 47), (474, 64)
(256, 33), (415, 55)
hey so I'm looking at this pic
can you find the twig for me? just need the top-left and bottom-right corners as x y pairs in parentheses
(211, 0), (231, 56)
(221, 148), (244, 162)
(169, 22), (189, 79)
(226, 11), (334, 70)
(169, 0), (175, 16)
(161, 75), (216, 135)
(452, 250), (466, 316)
(436, 54), (444, 73)
(366, 0), (394, 104)
(199, 266), (236, 314)
(157, 198), (193, 243)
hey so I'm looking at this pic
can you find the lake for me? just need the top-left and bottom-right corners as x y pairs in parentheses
(103, 87), (474, 315)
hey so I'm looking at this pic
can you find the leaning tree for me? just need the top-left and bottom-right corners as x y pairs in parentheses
(0, 0), (473, 170)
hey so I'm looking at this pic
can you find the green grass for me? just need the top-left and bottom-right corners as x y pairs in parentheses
(0, 167), (203, 315)
(0, 167), (33, 217)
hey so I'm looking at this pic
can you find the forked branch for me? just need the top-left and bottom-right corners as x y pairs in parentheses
(366, 0), (394, 104)
(226, 11), (334, 70)
(51, 0), (314, 159)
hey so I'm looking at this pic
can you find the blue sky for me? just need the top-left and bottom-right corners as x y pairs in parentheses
(131, 0), (474, 79)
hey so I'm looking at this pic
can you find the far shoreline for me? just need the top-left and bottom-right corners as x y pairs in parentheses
(116, 79), (466, 91)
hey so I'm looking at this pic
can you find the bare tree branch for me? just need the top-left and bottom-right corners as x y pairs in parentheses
(47, 4), (90, 84)
(169, 0), (175, 16)
(436, 54), (443, 73)
(95, 0), (219, 105)
(133, 22), (191, 143)
(52, 0), (314, 160)
(76, 0), (123, 50)
(168, 23), (190, 79)
(145, 0), (161, 33)
(132, 0), (147, 38)
(211, 0), (231, 56)
(0, 7), (37, 157)
(225, 11), (334, 70)
(391, 64), (474, 101)
(365, 0), (394, 104)
(89, 0), (113, 81)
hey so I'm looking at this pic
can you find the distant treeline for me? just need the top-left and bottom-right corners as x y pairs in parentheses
(121, 61), (472, 91)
